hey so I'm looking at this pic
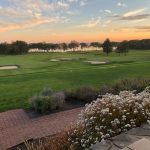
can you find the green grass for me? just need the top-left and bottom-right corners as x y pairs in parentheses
(0, 50), (150, 112)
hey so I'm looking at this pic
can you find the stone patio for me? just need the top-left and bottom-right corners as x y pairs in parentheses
(91, 124), (150, 150)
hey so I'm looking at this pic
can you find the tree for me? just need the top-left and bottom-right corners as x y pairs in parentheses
(102, 38), (112, 55)
(0, 43), (10, 54)
(12, 41), (29, 54)
(116, 41), (128, 56)
(0, 41), (28, 55)
(59, 43), (68, 51)
(80, 43), (88, 49)
(90, 42), (101, 48)
(68, 41), (79, 51)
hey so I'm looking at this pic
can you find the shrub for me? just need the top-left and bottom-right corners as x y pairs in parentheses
(99, 85), (112, 96)
(65, 90), (76, 102)
(76, 86), (99, 103)
(69, 87), (150, 149)
(29, 88), (65, 114)
(29, 96), (53, 114)
(112, 78), (150, 94)
(25, 129), (71, 150)
(65, 86), (99, 103)
(39, 87), (53, 96)
(52, 92), (65, 109)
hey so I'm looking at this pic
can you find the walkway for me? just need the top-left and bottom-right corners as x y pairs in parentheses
(0, 108), (82, 150)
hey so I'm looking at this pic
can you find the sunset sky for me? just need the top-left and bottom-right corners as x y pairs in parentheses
(0, 0), (150, 43)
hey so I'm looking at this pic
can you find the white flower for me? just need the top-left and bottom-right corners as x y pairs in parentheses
(147, 120), (150, 124)
(71, 87), (150, 149)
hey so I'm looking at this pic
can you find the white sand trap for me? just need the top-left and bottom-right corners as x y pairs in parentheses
(85, 61), (107, 65)
(0, 65), (18, 70)
(59, 58), (73, 61)
(50, 58), (73, 61)
(50, 59), (60, 62)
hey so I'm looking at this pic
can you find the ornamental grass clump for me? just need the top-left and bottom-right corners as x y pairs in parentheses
(65, 86), (99, 103)
(69, 87), (150, 149)
(111, 78), (150, 94)
(29, 87), (65, 114)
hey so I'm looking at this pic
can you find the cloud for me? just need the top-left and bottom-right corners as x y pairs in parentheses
(80, 1), (86, 6)
(120, 14), (150, 20)
(76, 17), (101, 28)
(57, 1), (69, 9)
(105, 20), (111, 24)
(117, 26), (150, 32)
(135, 26), (150, 32)
(123, 8), (147, 17)
(0, 0), (74, 32)
(112, 8), (150, 21)
(105, 10), (112, 14)
(117, 2), (127, 7)
(0, 16), (66, 32)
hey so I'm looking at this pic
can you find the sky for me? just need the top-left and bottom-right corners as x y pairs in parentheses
(0, 0), (150, 43)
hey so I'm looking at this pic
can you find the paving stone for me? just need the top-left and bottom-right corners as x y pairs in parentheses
(92, 124), (150, 150)
(126, 126), (150, 136)
(110, 133), (139, 149)
(122, 138), (150, 150)
(91, 140), (113, 150)
(142, 124), (150, 130)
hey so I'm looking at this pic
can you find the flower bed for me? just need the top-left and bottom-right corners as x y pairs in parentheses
(26, 87), (150, 150)
(69, 87), (150, 149)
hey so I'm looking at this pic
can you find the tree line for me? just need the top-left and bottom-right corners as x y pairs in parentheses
(0, 41), (28, 55)
(29, 41), (102, 51)
(0, 39), (150, 55)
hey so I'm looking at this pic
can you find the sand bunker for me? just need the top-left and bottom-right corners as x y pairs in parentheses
(85, 61), (107, 65)
(0, 65), (18, 70)
(50, 59), (60, 62)
(50, 58), (73, 62)
(50, 57), (86, 62)
(59, 58), (73, 61)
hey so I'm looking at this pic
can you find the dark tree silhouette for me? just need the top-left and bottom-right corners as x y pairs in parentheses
(68, 41), (79, 51)
(90, 42), (102, 48)
(0, 43), (10, 54)
(102, 38), (112, 55)
(60, 43), (68, 51)
(12, 41), (28, 54)
(80, 43), (88, 49)
(0, 41), (28, 55)
(116, 41), (128, 56)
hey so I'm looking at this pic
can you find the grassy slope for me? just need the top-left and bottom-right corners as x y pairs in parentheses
(0, 50), (150, 111)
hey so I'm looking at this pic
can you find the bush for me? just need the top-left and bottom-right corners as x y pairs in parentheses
(112, 78), (150, 94)
(64, 89), (77, 101)
(29, 96), (53, 114)
(76, 87), (99, 103)
(65, 86), (99, 103)
(52, 92), (65, 109)
(25, 129), (70, 150)
(69, 87), (150, 149)
(99, 85), (112, 96)
(29, 88), (65, 114)
(39, 87), (53, 96)
(65, 78), (150, 103)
